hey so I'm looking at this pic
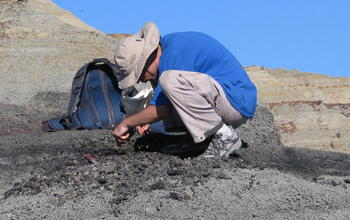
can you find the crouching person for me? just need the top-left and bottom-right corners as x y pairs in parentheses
(113, 22), (257, 158)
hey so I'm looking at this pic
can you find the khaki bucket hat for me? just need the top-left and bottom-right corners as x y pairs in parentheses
(114, 22), (160, 89)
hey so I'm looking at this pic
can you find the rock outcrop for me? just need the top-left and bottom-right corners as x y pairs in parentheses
(0, 0), (122, 107)
(246, 66), (350, 154)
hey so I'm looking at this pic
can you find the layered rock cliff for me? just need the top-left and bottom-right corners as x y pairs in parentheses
(246, 66), (350, 154)
(0, 0), (121, 106)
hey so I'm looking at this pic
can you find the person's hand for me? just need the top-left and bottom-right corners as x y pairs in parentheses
(136, 124), (151, 135)
(113, 123), (130, 146)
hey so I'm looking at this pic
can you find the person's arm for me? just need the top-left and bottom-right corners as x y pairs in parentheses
(113, 104), (172, 146)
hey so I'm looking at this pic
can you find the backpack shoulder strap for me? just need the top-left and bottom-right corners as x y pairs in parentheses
(101, 58), (124, 82)
(63, 58), (113, 124)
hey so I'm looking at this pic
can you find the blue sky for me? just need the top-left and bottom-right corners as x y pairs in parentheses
(52, 0), (350, 77)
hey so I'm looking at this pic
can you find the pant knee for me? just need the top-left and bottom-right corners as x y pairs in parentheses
(159, 71), (175, 95)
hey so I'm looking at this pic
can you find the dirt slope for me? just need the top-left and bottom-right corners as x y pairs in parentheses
(0, 1), (349, 219)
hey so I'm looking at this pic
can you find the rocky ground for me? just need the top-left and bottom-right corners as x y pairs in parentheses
(1, 98), (349, 219)
(0, 1), (349, 219)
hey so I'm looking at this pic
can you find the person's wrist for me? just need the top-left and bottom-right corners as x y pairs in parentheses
(121, 119), (131, 129)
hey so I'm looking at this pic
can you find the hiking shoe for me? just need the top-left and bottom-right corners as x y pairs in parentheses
(160, 133), (211, 157)
(199, 126), (242, 158)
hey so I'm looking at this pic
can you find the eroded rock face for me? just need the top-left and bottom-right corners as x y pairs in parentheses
(0, 0), (122, 106)
(246, 66), (350, 153)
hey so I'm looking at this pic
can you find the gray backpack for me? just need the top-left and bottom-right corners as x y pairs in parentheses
(42, 58), (133, 131)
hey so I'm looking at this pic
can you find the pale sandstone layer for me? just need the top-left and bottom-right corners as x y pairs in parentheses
(246, 66), (350, 154)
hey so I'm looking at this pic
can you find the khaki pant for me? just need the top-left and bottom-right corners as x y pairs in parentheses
(160, 70), (248, 143)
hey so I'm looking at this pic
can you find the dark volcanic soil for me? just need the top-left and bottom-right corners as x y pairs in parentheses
(1, 1), (349, 219)
(0, 95), (349, 219)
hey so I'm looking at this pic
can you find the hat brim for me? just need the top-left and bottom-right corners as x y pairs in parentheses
(117, 22), (160, 89)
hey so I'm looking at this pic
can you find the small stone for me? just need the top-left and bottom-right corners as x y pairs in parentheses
(169, 192), (183, 201)
(97, 177), (107, 184)
(150, 180), (165, 190)
(316, 100), (323, 105)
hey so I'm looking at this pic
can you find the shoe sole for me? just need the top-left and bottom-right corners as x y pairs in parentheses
(199, 137), (242, 159)
(161, 145), (207, 155)
(222, 137), (242, 157)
